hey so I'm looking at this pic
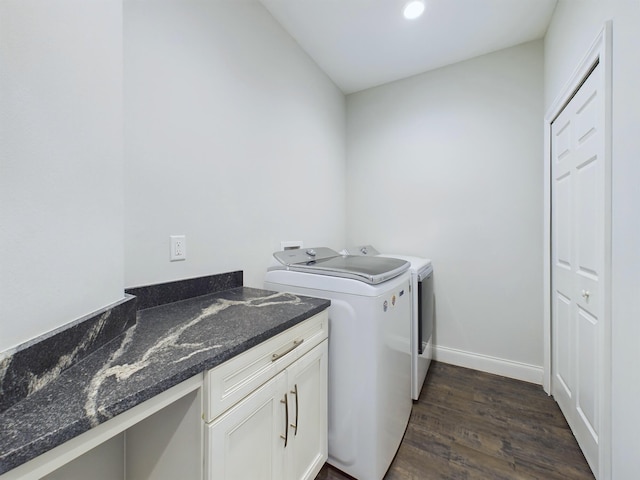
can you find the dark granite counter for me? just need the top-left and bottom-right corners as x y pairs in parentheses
(0, 275), (329, 475)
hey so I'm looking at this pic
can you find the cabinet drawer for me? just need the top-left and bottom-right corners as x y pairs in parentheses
(204, 310), (328, 422)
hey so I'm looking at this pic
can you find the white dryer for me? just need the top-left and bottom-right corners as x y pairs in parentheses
(265, 247), (412, 480)
(344, 245), (433, 400)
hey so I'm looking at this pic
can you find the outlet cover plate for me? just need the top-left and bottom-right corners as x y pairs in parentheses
(170, 235), (186, 261)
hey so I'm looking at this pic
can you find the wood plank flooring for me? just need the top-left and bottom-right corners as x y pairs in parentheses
(315, 361), (594, 480)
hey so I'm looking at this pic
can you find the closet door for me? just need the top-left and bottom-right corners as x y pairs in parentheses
(551, 61), (605, 477)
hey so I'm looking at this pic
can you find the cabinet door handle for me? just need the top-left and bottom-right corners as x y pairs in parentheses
(271, 339), (304, 362)
(280, 394), (289, 447)
(290, 384), (299, 435)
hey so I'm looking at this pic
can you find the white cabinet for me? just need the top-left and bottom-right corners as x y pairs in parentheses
(286, 342), (328, 480)
(204, 311), (328, 480)
(207, 370), (288, 480)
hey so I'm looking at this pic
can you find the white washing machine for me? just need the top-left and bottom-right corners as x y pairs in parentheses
(265, 247), (412, 480)
(343, 245), (433, 400)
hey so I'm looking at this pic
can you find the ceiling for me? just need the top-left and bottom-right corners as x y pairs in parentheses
(259, 0), (558, 94)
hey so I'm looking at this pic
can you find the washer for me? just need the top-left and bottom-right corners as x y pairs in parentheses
(265, 247), (412, 480)
(343, 245), (433, 400)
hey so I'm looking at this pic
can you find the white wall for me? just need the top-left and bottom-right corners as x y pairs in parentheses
(0, 0), (124, 353)
(123, 0), (346, 289)
(545, 2), (640, 477)
(346, 41), (544, 380)
(0, 0), (344, 354)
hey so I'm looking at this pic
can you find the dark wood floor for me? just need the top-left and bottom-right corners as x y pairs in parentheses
(315, 361), (594, 480)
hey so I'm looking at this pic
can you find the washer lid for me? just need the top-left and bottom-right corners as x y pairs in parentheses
(342, 246), (433, 277)
(378, 254), (432, 275)
(272, 247), (409, 285)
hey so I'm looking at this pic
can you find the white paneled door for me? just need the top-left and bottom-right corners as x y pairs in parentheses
(551, 61), (604, 477)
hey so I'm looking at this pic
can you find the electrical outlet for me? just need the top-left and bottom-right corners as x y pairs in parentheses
(170, 235), (186, 261)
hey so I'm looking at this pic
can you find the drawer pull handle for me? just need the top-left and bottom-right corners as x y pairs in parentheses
(280, 394), (289, 447)
(271, 339), (304, 362)
(290, 383), (299, 435)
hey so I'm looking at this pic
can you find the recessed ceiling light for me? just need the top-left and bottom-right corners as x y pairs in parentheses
(403, 0), (425, 20)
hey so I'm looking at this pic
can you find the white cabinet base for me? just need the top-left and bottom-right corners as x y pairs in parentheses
(205, 311), (329, 480)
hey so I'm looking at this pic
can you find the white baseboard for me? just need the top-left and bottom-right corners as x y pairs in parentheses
(432, 345), (544, 385)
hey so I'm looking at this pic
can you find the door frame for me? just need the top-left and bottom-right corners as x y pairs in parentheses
(542, 21), (612, 479)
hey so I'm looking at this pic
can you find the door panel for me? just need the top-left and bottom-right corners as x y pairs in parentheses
(554, 173), (572, 266)
(288, 341), (328, 480)
(554, 292), (572, 398)
(577, 306), (598, 436)
(576, 158), (599, 275)
(207, 371), (287, 480)
(574, 91), (598, 143)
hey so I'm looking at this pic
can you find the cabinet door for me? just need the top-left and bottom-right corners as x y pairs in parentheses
(287, 340), (328, 480)
(207, 371), (287, 480)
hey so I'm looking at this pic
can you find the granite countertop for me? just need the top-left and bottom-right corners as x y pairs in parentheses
(0, 283), (330, 475)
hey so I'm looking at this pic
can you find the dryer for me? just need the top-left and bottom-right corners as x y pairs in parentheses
(265, 247), (412, 480)
(344, 245), (433, 400)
